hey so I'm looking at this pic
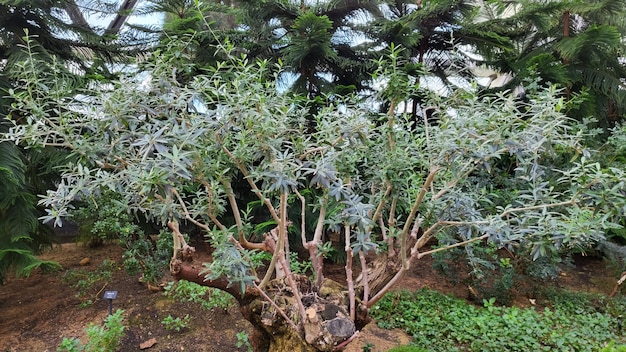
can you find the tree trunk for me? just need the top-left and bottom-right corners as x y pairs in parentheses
(172, 257), (370, 351)
(168, 234), (417, 351)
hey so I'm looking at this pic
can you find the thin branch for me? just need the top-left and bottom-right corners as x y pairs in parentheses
(294, 189), (307, 247)
(312, 195), (328, 244)
(333, 331), (360, 351)
(371, 181), (392, 223)
(218, 138), (281, 223)
(417, 234), (489, 259)
(431, 164), (476, 201)
(278, 251), (307, 323)
(171, 188), (211, 232)
(387, 100), (397, 150)
(259, 192), (289, 289)
(200, 181), (227, 231)
(501, 199), (577, 217)
(423, 106), (435, 195)
(400, 168), (439, 268)
(223, 180), (266, 251)
(311, 196), (327, 287)
(367, 265), (407, 308)
(358, 251), (369, 305)
(344, 224), (356, 321)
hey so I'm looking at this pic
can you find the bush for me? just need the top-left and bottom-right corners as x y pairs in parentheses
(121, 229), (172, 286)
(71, 191), (142, 248)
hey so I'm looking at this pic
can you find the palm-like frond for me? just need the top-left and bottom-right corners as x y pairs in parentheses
(0, 136), (60, 284)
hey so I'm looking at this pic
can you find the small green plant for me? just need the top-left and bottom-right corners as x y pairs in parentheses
(362, 342), (375, 352)
(163, 280), (235, 311)
(290, 252), (313, 275)
(161, 314), (190, 332)
(58, 309), (125, 352)
(235, 331), (253, 352)
(62, 260), (115, 307)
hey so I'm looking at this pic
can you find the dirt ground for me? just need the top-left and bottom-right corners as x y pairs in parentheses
(0, 241), (620, 352)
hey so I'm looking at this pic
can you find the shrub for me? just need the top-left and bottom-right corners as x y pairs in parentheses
(71, 191), (142, 248)
(58, 309), (125, 352)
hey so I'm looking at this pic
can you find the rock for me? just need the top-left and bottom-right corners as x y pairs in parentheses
(79, 257), (90, 266)
(325, 317), (355, 339)
(139, 338), (157, 349)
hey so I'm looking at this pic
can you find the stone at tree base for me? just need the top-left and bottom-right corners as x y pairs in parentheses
(139, 338), (157, 349)
(250, 276), (359, 351)
(325, 317), (355, 339)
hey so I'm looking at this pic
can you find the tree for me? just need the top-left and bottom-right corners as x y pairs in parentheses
(4, 37), (624, 350)
(231, 0), (382, 97)
(0, 0), (154, 282)
(476, 0), (626, 129)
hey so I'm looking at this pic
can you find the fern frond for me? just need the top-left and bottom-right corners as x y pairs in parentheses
(554, 24), (621, 62)
(577, 67), (626, 106)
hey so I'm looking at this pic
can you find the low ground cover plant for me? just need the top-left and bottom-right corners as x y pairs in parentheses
(163, 280), (235, 311)
(372, 289), (626, 351)
(161, 314), (190, 332)
(62, 259), (115, 307)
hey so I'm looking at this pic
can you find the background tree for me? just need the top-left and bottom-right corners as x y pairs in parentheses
(477, 0), (626, 129)
(4, 35), (624, 350)
(0, 0), (154, 282)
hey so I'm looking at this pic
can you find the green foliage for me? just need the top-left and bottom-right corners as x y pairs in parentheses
(372, 289), (626, 352)
(62, 260), (115, 307)
(388, 346), (429, 352)
(122, 229), (172, 285)
(58, 309), (125, 352)
(161, 314), (190, 332)
(602, 342), (626, 352)
(235, 331), (253, 352)
(71, 189), (171, 285)
(163, 280), (235, 311)
(0, 122), (61, 283)
(71, 191), (143, 247)
(362, 342), (375, 352)
(289, 251), (313, 275)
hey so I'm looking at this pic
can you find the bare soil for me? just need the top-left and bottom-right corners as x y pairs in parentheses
(0, 242), (620, 352)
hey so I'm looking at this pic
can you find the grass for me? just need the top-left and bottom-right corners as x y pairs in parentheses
(371, 288), (626, 352)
